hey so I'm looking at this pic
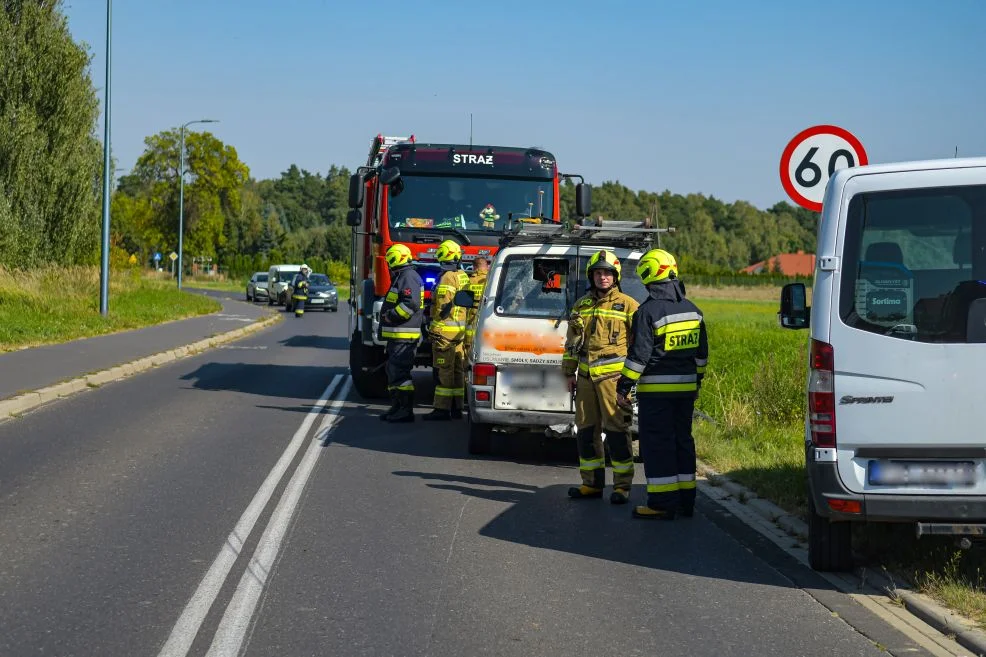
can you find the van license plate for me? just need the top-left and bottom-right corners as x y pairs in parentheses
(867, 460), (977, 487)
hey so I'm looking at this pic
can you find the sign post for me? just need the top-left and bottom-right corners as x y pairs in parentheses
(780, 125), (868, 212)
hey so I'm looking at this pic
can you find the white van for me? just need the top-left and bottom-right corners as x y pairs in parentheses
(779, 157), (986, 571)
(458, 221), (668, 455)
(267, 264), (302, 306)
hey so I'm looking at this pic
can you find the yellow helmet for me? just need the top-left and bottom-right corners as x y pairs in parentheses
(636, 249), (678, 284)
(435, 239), (462, 263)
(586, 250), (621, 282)
(385, 243), (413, 268)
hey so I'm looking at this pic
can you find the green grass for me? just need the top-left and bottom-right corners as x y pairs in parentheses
(0, 266), (220, 351)
(690, 286), (986, 629)
(181, 276), (247, 293)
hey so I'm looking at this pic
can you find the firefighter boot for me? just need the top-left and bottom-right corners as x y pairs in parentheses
(567, 485), (603, 499)
(422, 409), (452, 421)
(632, 505), (676, 521)
(379, 390), (400, 422)
(450, 400), (462, 420)
(387, 391), (415, 423)
(610, 489), (630, 505)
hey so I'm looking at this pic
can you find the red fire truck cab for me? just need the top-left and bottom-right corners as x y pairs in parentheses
(345, 134), (579, 399)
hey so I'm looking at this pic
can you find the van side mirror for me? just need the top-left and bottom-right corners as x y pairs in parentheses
(453, 290), (476, 308)
(346, 209), (362, 227)
(348, 173), (364, 209)
(779, 283), (809, 329)
(575, 183), (592, 217)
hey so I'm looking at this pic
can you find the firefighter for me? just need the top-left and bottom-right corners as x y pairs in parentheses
(563, 250), (640, 504)
(379, 244), (424, 423)
(425, 239), (470, 421)
(463, 256), (489, 361)
(616, 249), (708, 520)
(291, 264), (311, 318)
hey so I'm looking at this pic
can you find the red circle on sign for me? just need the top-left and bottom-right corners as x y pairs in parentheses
(779, 125), (868, 213)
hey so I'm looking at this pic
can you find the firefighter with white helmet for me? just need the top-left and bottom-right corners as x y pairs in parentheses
(379, 244), (424, 423)
(291, 264), (311, 318)
(616, 248), (709, 520)
(563, 250), (640, 504)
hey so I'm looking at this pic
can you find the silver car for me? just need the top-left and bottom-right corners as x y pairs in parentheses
(246, 272), (269, 302)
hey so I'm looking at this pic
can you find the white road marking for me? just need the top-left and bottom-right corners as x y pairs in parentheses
(205, 376), (353, 657)
(156, 374), (344, 657)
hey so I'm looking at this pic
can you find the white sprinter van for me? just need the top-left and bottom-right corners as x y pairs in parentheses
(779, 157), (986, 571)
(457, 221), (667, 455)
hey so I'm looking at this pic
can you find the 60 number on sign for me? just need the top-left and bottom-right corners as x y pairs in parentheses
(779, 125), (868, 213)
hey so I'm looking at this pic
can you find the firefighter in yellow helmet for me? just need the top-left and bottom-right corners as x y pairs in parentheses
(463, 256), (489, 361)
(616, 249), (708, 520)
(563, 250), (640, 504)
(379, 244), (424, 423)
(425, 240), (470, 421)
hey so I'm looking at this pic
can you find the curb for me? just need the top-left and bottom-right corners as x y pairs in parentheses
(697, 461), (986, 657)
(0, 312), (281, 420)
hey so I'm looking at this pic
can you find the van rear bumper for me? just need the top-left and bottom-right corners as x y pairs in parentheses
(808, 459), (986, 523)
(471, 407), (573, 431)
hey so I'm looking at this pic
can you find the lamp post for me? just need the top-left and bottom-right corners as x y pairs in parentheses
(177, 118), (218, 290)
(98, 0), (112, 316)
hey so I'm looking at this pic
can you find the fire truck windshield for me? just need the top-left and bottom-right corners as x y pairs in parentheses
(387, 175), (554, 232)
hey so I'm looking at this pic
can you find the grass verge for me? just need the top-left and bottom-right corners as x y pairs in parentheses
(690, 285), (986, 630)
(0, 266), (220, 351)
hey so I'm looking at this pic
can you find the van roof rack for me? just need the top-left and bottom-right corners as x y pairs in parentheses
(498, 218), (674, 249)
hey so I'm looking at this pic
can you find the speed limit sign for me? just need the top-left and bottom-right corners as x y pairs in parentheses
(780, 125), (868, 212)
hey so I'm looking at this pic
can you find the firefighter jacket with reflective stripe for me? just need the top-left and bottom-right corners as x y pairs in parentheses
(380, 265), (424, 342)
(464, 269), (488, 341)
(563, 287), (639, 381)
(430, 265), (470, 342)
(617, 280), (708, 397)
(291, 273), (310, 300)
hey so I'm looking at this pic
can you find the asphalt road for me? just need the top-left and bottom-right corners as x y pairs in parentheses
(0, 288), (269, 400)
(0, 306), (939, 657)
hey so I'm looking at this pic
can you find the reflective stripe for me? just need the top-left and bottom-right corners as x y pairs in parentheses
(292, 295), (307, 301)
(647, 476), (678, 486)
(579, 458), (604, 471)
(694, 357), (708, 367)
(647, 482), (679, 493)
(653, 312), (702, 330)
(589, 361), (623, 377)
(562, 354), (578, 362)
(382, 328), (421, 339)
(434, 320), (466, 328)
(434, 387), (464, 397)
(639, 374), (697, 384)
(679, 480), (697, 490)
(620, 367), (642, 381)
(394, 303), (412, 319)
(696, 365), (707, 374)
(388, 380), (415, 392)
(622, 359), (645, 373)
(436, 284), (454, 296)
(637, 382), (697, 393)
(611, 460), (634, 474)
(465, 329), (475, 337)
(654, 319), (701, 336)
(385, 290), (398, 302)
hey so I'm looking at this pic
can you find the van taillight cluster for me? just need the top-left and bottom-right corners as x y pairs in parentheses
(473, 363), (496, 386)
(808, 339), (836, 448)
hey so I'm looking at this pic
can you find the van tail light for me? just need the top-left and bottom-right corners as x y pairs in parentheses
(808, 339), (836, 449)
(473, 363), (496, 386)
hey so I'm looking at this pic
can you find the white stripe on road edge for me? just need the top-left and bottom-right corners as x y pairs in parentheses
(156, 374), (344, 657)
(206, 376), (353, 657)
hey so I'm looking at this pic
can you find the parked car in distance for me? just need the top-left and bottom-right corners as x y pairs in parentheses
(286, 273), (339, 312)
(246, 272), (269, 302)
(268, 264), (302, 305)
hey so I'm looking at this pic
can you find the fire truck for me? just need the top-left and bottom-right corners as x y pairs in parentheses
(345, 134), (587, 399)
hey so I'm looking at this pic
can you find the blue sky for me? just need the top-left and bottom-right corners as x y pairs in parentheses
(64, 0), (986, 210)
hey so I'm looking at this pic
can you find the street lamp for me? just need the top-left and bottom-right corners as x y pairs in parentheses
(177, 118), (218, 290)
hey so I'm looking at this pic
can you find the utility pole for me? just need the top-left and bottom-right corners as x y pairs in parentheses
(98, 0), (112, 316)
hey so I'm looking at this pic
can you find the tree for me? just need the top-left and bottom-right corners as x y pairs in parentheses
(118, 129), (250, 260)
(0, 0), (103, 267)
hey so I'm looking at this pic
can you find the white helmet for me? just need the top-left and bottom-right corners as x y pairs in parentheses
(300, 263), (310, 273)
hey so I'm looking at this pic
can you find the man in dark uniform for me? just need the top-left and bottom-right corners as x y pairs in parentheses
(379, 244), (424, 423)
(616, 249), (709, 520)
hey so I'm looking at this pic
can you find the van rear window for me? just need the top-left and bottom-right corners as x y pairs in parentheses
(840, 184), (986, 343)
(494, 254), (648, 318)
